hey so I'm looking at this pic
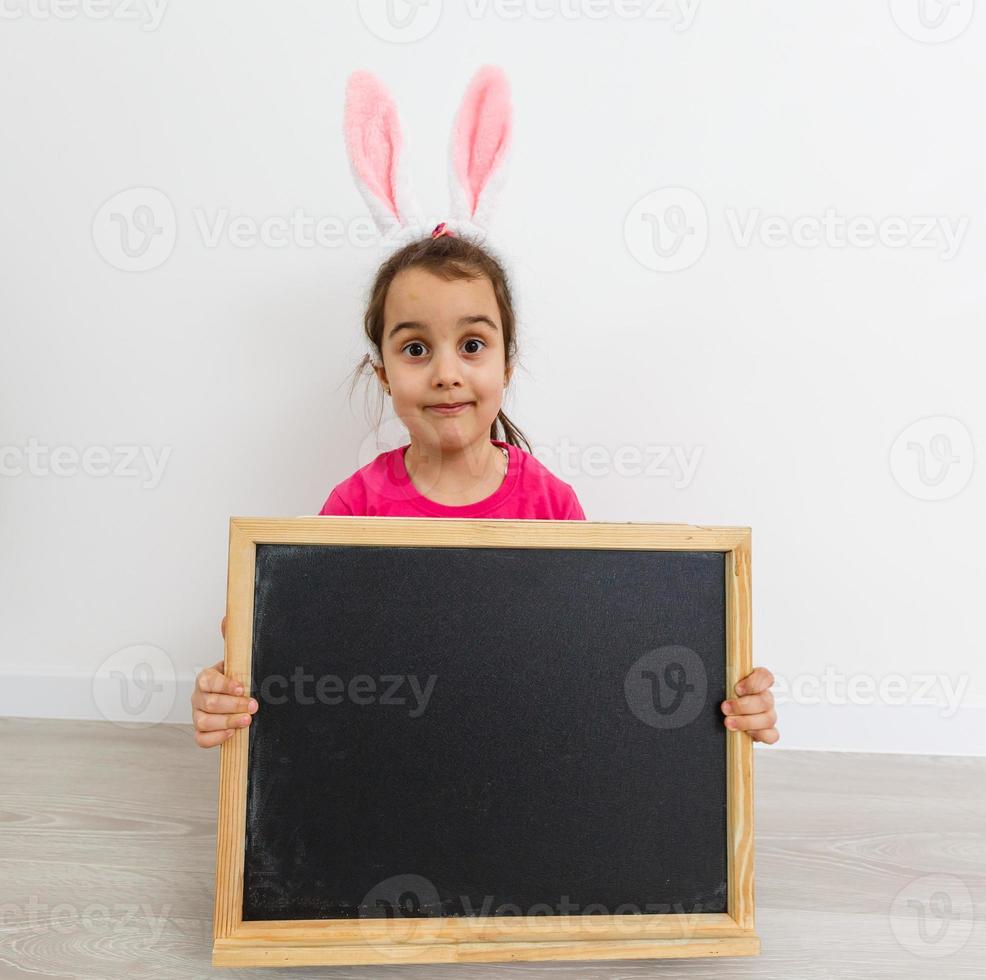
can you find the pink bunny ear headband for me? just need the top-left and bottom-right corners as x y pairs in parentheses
(343, 64), (513, 251)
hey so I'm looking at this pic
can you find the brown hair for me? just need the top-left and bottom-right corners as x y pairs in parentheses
(347, 233), (532, 454)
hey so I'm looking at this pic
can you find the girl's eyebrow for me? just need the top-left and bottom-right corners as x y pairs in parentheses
(387, 314), (499, 341)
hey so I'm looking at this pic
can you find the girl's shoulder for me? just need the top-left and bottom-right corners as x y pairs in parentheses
(509, 443), (582, 506)
(317, 445), (402, 516)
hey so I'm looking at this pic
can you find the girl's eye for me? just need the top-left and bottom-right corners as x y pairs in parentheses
(401, 338), (487, 357)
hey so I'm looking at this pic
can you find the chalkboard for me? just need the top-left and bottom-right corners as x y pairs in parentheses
(213, 517), (758, 968)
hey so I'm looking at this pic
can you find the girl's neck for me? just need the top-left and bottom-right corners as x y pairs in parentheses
(404, 438), (507, 506)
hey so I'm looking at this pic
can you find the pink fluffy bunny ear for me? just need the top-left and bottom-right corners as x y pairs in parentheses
(344, 70), (424, 239)
(447, 65), (512, 239)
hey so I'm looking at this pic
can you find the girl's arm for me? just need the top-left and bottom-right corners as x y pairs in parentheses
(319, 488), (354, 516)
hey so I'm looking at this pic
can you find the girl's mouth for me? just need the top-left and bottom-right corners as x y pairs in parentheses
(427, 402), (472, 415)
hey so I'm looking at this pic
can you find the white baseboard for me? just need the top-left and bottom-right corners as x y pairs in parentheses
(759, 701), (986, 756)
(1, 670), (983, 756)
(0, 669), (200, 727)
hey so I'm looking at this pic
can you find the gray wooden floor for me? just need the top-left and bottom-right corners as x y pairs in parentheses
(0, 717), (983, 978)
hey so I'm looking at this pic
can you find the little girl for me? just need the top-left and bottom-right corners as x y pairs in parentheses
(191, 233), (779, 747)
(191, 65), (777, 747)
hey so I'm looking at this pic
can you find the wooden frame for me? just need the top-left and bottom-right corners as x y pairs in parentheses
(213, 517), (757, 967)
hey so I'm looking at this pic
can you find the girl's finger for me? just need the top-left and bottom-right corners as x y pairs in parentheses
(192, 692), (258, 717)
(193, 707), (255, 733)
(724, 710), (776, 732)
(197, 664), (244, 697)
(750, 727), (780, 745)
(194, 728), (235, 749)
(722, 692), (772, 715)
(735, 666), (775, 696)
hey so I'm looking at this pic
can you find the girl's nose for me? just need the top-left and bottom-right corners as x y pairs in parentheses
(430, 355), (463, 390)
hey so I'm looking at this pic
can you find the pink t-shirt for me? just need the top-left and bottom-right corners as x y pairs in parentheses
(318, 439), (586, 520)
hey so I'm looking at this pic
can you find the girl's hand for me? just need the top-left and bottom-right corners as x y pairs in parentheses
(720, 666), (779, 744)
(189, 615), (258, 748)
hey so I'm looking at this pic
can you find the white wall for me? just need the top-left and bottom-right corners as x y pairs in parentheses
(1, 1), (983, 754)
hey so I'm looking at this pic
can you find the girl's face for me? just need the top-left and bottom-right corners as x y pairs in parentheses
(377, 266), (512, 452)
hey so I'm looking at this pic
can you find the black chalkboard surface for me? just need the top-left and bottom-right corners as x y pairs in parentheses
(213, 518), (757, 967)
(244, 542), (727, 920)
